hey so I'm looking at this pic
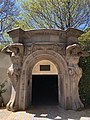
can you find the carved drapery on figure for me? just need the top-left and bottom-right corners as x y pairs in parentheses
(66, 44), (85, 110)
(2, 43), (24, 111)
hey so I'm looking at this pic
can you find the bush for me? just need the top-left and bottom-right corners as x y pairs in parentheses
(0, 44), (5, 52)
(79, 56), (90, 107)
(0, 81), (7, 97)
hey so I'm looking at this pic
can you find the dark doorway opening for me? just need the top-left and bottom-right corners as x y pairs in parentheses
(32, 75), (58, 105)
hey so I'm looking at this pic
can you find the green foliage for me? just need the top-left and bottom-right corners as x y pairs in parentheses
(0, 81), (7, 97)
(79, 56), (90, 107)
(85, 28), (90, 32)
(78, 30), (90, 51)
(0, 44), (5, 51)
(0, 33), (12, 51)
(78, 28), (90, 106)
(21, 0), (90, 30)
(13, 20), (31, 31)
(0, 0), (20, 42)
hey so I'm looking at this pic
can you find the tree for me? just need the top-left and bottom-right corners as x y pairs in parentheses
(79, 55), (90, 107)
(0, 0), (20, 43)
(78, 28), (90, 51)
(21, 0), (90, 30)
(78, 28), (90, 107)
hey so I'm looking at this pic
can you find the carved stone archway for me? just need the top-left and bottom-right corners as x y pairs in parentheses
(19, 50), (70, 110)
(2, 28), (88, 111)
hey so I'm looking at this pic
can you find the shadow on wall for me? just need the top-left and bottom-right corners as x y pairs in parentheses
(0, 52), (12, 106)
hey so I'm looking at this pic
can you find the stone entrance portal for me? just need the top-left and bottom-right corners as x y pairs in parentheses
(32, 60), (58, 105)
(32, 75), (58, 105)
(2, 28), (88, 111)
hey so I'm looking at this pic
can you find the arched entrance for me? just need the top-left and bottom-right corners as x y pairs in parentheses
(32, 60), (58, 105)
(3, 28), (86, 111)
(19, 50), (70, 110)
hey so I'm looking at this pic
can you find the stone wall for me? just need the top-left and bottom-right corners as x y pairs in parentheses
(0, 52), (12, 105)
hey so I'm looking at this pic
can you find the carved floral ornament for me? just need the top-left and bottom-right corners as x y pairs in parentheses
(25, 43), (65, 56)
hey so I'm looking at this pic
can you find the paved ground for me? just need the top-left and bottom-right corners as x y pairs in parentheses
(0, 106), (90, 120)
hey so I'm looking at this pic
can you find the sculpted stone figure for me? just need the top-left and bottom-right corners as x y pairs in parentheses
(2, 43), (24, 111)
(66, 44), (84, 110)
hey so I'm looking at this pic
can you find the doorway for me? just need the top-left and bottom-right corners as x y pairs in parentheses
(31, 75), (58, 105)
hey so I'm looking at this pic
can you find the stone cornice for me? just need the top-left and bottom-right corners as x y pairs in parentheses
(7, 28), (84, 44)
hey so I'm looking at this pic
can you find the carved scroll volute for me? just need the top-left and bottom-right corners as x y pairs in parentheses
(66, 44), (89, 57)
(66, 44), (84, 110)
(2, 43), (24, 111)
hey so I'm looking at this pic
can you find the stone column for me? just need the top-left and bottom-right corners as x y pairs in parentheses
(2, 43), (24, 111)
(66, 44), (84, 110)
